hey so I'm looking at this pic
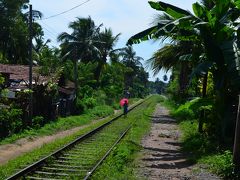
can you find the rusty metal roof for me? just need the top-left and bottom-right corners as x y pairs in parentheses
(0, 64), (51, 84)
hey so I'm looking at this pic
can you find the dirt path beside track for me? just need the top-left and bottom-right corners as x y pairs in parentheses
(0, 117), (109, 165)
(137, 104), (221, 180)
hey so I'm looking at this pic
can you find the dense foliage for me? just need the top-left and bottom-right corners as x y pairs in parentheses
(128, 0), (240, 177)
(0, 0), (152, 140)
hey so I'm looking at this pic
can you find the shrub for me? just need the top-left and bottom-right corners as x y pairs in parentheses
(32, 116), (44, 129)
(87, 105), (114, 117)
(201, 151), (234, 178)
(172, 98), (198, 120)
(94, 90), (107, 105)
(82, 97), (97, 109)
(75, 98), (86, 113)
(0, 107), (22, 139)
(172, 97), (213, 122)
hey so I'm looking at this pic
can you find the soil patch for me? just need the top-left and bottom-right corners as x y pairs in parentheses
(137, 104), (221, 180)
(0, 117), (108, 165)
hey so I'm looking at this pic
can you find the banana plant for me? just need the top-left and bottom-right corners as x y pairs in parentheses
(127, 0), (240, 166)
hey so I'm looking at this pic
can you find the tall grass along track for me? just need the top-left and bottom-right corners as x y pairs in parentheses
(6, 97), (150, 180)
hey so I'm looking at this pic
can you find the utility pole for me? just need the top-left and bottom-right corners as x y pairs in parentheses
(233, 95), (240, 172)
(28, 4), (33, 124)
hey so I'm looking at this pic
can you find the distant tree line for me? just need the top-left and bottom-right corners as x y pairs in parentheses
(0, 0), (152, 139)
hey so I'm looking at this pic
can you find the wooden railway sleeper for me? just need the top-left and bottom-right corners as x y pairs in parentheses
(51, 164), (89, 169)
(55, 159), (92, 166)
(79, 140), (115, 146)
(54, 160), (91, 166)
(72, 145), (109, 152)
(33, 171), (70, 176)
(59, 155), (96, 161)
(42, 166), (86, 172)
(64, 152), (98, 156)
(26, 176), (63, 180)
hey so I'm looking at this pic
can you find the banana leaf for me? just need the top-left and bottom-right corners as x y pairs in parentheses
(148, 1), (193, 18)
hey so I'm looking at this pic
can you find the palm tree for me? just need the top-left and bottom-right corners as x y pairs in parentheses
(95, 28), (120, 83)
(147, 41), (199, 92)
(57, 16), (101, 92)
(119, 46), (143, 91)
(120, 46), (143, 68)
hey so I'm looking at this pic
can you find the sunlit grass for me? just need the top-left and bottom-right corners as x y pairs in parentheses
(0, 115), (113, 179)
(92, 95), (164, 179)
(0, 105), (114, 145)
(0, 98), (144, 179)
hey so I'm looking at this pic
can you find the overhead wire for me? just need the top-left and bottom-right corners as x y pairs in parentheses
(41, 26), (57, 40)
(41, 21), (59, 35)
(39, 0), (91, 20)
(33, 0), (92, 45)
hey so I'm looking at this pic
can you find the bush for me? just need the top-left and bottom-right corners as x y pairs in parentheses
(172, 97), (213, 122)
(201, 151), (234, 178)
(172, 98), (198, 120)
(75, 98), (86, 114)
(94, 90), (107, 105)
(0, 107), (23, 139)
(180, 120), (217, 156)
(82, 97), (97, 109)
(32, 116), (44, 129)
(87, 105), (114, 117)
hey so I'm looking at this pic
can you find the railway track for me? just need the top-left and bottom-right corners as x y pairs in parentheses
(6, 98), (147, 180)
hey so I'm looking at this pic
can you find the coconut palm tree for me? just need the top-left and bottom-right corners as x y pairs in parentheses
(120, 46), (143, 68)
(57, 16), (101, 92)
(119, 46), (143, 92)
(95, 28), (121, 83)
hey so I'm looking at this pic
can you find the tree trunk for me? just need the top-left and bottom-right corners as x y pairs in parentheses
(198, 72), (208, 133)
(74, 60), (78, 96)
(233, 95), (240, 172)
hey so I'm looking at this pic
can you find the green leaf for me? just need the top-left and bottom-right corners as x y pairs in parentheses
(192, 2), (206, 19)
(220, 7), (240, 23)
(234, 0), (240, 9)
(220, 40), (240, 76)
(127, 24), (162, 45)
(179, 54), (193, 62)
(214, 0), (231, 18)
(148, 1), (193, 18)
(190, 61), (213, 79)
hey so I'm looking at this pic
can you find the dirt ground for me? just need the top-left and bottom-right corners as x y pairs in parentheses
(0, 116), (112, 165)
(137, 104), (222, 180)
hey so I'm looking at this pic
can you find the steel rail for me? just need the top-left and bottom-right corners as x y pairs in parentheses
(84, 124), (132, 180)
(6, 99), (146, 180)
(83, 96), (151, 179)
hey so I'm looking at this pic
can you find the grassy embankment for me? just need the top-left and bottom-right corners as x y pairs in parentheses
(0, 98), (141, 179)
(1, 98), (141, 145)
(164, 99), (234, 179)
(0, 105), (114, 145)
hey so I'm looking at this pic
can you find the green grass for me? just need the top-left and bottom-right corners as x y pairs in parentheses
(0, 105), (114, 145)
(167, 98), (235, 179)
(0, 114), (115, 179)
(179, 120), (235, 178)
(0, 98), (145, 179)
(200, 151), (234, 178)
(91, 95), (164, 179)
(0, 96), (161, 179)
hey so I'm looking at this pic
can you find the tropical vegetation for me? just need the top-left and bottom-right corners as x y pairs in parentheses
(127, 0), (240, 178)
(0, 0), (161, 141)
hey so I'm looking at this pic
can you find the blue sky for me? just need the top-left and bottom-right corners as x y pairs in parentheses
(29, 0), (196, 81)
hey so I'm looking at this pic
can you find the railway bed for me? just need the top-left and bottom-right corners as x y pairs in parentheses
(6, 98), (147, 180)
